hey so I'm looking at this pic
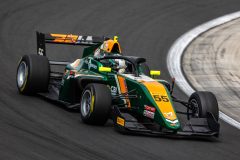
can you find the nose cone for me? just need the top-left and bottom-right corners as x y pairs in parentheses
(142, 81), (180, 130)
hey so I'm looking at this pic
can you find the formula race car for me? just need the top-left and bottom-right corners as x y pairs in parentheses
(16, 32), (220, 137)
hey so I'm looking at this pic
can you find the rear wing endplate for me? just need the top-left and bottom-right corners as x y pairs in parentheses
(36, 31), (109, 56)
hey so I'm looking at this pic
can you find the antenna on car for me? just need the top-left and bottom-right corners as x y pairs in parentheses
(170, 77), (175, 95)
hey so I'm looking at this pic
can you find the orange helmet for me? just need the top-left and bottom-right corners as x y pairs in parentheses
(100, 37), (121, 53)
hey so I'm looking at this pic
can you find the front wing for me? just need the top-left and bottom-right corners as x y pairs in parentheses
(112, 106), (219, 138)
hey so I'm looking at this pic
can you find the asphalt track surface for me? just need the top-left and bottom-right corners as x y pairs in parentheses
(0, 0), (240, 160)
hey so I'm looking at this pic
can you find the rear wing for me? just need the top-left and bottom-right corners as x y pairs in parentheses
(36, 31), (109, 56)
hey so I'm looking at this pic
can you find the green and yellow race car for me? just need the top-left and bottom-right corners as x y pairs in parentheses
(16, 32), (220, 137)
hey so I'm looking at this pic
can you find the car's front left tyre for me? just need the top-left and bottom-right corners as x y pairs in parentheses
(80, 83), (112, 125)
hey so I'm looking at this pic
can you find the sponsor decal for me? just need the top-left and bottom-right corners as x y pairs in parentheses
(143, 110), (155, 119)
(152, 94), (169, 102)
(69, 34), (77, 42)
(164, 112), (173, 118)
(77, 36), (93, 44)
(51, 34), (78, 43)
(111, 86), (117, 95)
(38, 48), (44, 56)
(144, 105), (156, 112)
(117, 116), (125, 126)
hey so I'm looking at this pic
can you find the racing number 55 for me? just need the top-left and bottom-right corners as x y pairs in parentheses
(153, 95), (169, 102)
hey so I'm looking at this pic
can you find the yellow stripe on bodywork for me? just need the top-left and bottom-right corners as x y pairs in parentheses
(142, 81), (177, 121)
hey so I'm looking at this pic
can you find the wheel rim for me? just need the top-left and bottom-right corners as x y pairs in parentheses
(190, 99), (200, 117)
(17, 61), (28, 88)
(81, 90), (92, 117)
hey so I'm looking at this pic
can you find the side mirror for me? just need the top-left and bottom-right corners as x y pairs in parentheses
(99, 66), (112, 72)
(150, 70), (161, 76)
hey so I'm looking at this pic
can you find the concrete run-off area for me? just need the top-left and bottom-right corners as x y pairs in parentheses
(183, 18), (240, 123)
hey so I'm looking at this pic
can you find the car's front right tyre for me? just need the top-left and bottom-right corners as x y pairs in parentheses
(189, 91), (219, 121)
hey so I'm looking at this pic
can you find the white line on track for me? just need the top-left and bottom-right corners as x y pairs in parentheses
(167, 11), (240, 130)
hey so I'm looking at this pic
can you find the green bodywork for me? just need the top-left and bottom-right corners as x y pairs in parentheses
(58, 52), (180, 130)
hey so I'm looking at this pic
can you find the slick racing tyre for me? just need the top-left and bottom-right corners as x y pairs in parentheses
(16, 54), (50, 94)
(80, 83), (111, 125)
(189, 91), (219, 121)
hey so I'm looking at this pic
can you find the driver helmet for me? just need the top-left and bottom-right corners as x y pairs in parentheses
(94, 37), (126, 73)
(94, 37), (121, 57)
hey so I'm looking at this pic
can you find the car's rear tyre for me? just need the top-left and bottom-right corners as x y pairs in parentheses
(189, 91), (219, 121)
(16, 55), (50, 94)
(80, 83), (111, 125)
